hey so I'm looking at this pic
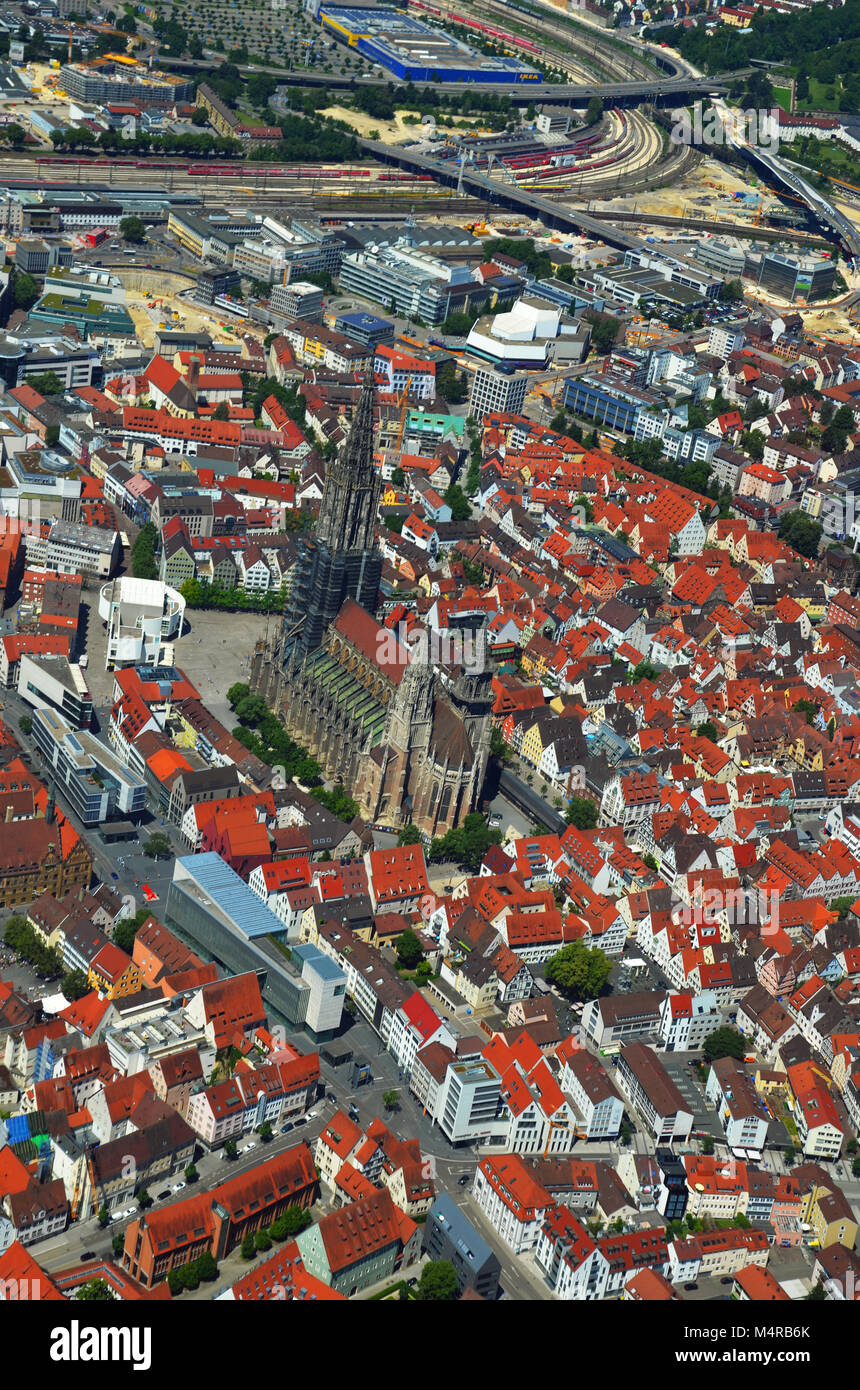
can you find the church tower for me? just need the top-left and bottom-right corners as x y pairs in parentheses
(283, 366), (383, 658)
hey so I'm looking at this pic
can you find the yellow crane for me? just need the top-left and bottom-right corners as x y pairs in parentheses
(393, 373), (412, 453)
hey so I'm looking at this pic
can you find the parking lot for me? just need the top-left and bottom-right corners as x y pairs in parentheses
(662, 1056), (724, 1143)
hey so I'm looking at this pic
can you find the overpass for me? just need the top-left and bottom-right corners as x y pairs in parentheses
(156, 54), (734, 106)
(740, 143), (860, 263)
(358, 136), (654, 252)
(703, 99), (860, 262)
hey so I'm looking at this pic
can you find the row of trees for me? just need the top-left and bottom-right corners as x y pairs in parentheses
(226, 684), (323, 787)
(239, 1204), (312, 1260)
(179, 579), (290, 615)
(4, 917), (63, 980)
(131, 522), (159, 581)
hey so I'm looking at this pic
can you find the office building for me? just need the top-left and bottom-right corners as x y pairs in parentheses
(748, 250), (836, 303)
(17, 653), (92, 729)
(32, 707), (147, 825)
(423, 1192), (501, 1298)
(59, 58), (193, 107)
(339, 241), (476, 325)
(469, 364), (528, 419)
(270, 281), (325, 323)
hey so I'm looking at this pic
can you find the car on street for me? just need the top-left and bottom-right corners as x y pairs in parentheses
(157, 1189), (171, 1200)
(281, 1122), (294, 1133)
(458, 1174), (471, 1186)
(81, 1251), (98, 1260)
(172, 1182), (185, 1192)
(110, 872), (118, 880)
(685, 1282), (698, 1290)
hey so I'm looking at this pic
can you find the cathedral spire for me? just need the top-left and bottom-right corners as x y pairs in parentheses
(315, 364), (380, 553)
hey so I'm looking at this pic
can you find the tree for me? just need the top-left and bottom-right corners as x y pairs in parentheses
(97, 1206), (110, 1228)
(395, 928), (423, 970)
(254, 1228), (272, 1252)
(18, 715), (32, 735)
(257, 1121), (273, 1142)
(397, 824), (422, 846)
(136, 1188), (152, 1209)
(25, 371), (63, 398)
(143, 832), (172, 859)
(382, 1089), (401, 1113)
(702, 1027), (746, 1064)
(213, 401), (230, 421)
(620, 1121), (633, 1146)
(5, 123), (26, 148)
(13, 273), (39, 311)
(271, 1205), (312, 1240)
(565, 797), (598, 830)
(240, 1231), (256, 1260)
(112, 1231), (125, 1257)
(185, 1163), (199, 1183)
(792, 698), (818, 725)
(695, 721), (719, 743)
(853, 1155), (860, 1178)
(544, 941), (612, 1002)
(701, 1134), (715, 1155)
(119, 214), (146, 243)
(224, 1139), (238, 1160)
(62, 969), (90, 1001)
(76, 1279), (118, 1301)
(585, 96), (604, 126)
(805, 1282), (827, 1300)
(778, 510), (822, 560)
(197, 1251), (219, 1282)
(443, 483), (472, 522)
(417, 1260), (459, 1301)
(629, 659), (658, 684)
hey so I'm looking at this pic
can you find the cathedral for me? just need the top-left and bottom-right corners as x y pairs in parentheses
(250, 369), (493, 838)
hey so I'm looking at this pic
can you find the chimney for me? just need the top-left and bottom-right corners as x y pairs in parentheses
(187, 355), (202, 398)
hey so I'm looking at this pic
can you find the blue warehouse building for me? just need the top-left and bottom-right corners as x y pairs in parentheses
(312, 5), (542, 83)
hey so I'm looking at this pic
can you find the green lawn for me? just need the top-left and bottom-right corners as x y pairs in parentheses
(772, 86), (792, 112)
(795, 77), (841, 112)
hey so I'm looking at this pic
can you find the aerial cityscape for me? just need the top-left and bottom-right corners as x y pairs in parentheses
(0, 0), (858, 1336)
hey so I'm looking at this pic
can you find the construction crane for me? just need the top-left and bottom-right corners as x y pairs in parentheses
(542, 1117), (587, 1156)
(393, 374), (413, 453)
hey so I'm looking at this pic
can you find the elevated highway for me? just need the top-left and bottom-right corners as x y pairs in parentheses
(156, 54), (734, 106)
(358, 136), (655, 252)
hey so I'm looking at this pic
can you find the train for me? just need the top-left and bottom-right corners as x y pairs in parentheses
(35, 156), (430, 181)
(409, 0), (542, 54)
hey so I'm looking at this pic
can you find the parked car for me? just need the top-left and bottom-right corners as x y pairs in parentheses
(157, 1189), (171, 1200)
